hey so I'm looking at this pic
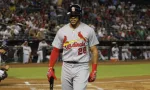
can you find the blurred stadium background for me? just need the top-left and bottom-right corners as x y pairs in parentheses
(0, 0), (150, 63)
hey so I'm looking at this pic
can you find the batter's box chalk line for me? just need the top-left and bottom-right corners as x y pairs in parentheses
(24, 81), (104, 90)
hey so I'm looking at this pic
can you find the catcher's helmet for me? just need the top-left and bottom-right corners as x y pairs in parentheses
(67, 4), (82, 17)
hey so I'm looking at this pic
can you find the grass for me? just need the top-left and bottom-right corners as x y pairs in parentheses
(98, 64), (150, 78)
(8, 63), (150, 79)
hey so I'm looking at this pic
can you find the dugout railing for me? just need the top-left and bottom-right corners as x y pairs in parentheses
(119, 46), (150, 61)
(43, 46), (150, 62)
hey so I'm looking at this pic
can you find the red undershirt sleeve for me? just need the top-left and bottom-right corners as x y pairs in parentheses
(49, 47), (60, 67)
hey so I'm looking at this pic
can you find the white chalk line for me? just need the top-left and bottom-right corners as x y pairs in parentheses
(23, 82), (103, 90)
(24, 82), (100, 90)
(17, 79), (150, 86)
(94, 79), (150, 84)
(25, 81), (37, 90)
(88, 83), (104, 90)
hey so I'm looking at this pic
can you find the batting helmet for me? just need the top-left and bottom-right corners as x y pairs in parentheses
(67, 4), (82, 17)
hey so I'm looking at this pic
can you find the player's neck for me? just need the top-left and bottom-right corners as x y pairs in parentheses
(70, 22), (80, 29)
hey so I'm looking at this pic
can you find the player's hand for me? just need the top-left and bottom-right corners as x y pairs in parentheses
(88, 70), (97, 82)
(0, 49), (6, 54)
(47, 67), (57, 81)
(88, 64), (97, 82)
(5, 65), (9, 71)
(1, 65), (9, 71)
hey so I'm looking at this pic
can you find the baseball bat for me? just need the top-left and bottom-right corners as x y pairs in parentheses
(49, 68), (54, 90)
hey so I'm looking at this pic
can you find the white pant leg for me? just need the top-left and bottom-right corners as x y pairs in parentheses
(122, 53), (125, 60)
(99, 51), (105, 60)
(114, 53), (119, 59)
(23, 54), (29, 63)
(61, 63), (89, 90)
(73, 68), (89, 90)
(124, 52), (129, 60)
(143, 51), (148, 59)
(37, 51), (43, 63)
(61, 63), (73, 90)
(46, 55), (50, 60)
(122, 52), (128, 61)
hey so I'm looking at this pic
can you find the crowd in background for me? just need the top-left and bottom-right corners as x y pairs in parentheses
(0, 0), (149, 41)
(0, 0), (150, 63)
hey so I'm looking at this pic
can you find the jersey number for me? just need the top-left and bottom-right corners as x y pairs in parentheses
(78, 47), (86, 55)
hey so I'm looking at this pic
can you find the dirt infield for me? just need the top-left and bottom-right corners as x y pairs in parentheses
(0, 60), (150, 90)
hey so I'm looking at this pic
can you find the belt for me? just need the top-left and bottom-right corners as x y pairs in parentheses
(63, 61), (88, 64)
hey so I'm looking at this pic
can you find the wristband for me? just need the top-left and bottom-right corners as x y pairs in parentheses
(92, 64), (97, 71)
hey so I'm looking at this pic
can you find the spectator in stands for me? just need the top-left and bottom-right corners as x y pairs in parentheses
(136, 25), (146, 40)
(0, 0), (150, 63)
(146, 32), (150, 41)
(0, 26), (12, 40)
(36, 27), (47, 40)
(97, 24), (107, 40)
(37, 39), (49, 63)
(146, 34), (150, 40)
(21, 41), (32, 64)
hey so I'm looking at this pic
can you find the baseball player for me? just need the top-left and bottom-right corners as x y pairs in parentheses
(143, 48), (150, 60)
(37, 39), (49, 63)
(0, 64), (9, 82)
(111, 44), (119, 60)
(122, 47), (129, 61)
(47, 4), (99, 90)
(0, 46), (9, 82)
(21, 41), (32, 64)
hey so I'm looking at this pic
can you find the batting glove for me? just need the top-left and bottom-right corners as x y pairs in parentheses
(47, 67), (57, 81)
(88, 70), (97, 82)
(88, 64), (97, 82)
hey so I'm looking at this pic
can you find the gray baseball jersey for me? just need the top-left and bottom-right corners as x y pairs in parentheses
(52, 22), (99, 62)
(52, 22), (99, 90)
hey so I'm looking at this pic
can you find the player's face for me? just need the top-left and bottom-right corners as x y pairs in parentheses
(24, 42), (28, 46)
(69, 16), (80, 27)
(42, 41), (45, 43)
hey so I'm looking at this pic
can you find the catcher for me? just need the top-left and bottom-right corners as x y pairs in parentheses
(0, 47), (9, 82)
